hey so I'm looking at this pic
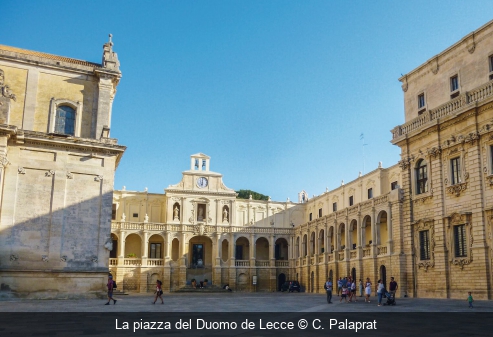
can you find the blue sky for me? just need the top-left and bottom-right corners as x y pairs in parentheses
(2, 1), (492, 201)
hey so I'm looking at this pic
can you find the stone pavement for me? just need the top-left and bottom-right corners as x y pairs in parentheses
(1, 292), (492, 312)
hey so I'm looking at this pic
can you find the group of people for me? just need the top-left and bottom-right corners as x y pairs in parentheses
(325, 276), (398, 306)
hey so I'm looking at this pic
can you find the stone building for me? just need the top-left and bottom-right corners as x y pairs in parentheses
(112, 19), (493, 299)
(110, 153), (401, 293)
(391, 19), (493, 299)
(0, 36), (126, 298)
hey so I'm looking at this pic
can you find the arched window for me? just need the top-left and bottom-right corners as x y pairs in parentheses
(54, 105), (76, 135)
(415, 159), (428, 194)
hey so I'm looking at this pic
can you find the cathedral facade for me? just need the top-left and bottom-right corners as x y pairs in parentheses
(0, 38), (125, 298)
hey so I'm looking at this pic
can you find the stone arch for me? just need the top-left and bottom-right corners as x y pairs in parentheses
(235, 236), (250, 260)
(362, 215), (372, 246)
(380, 265), (387, 289)
(171, 238), (180, 261)
(221, 237), (229, 262)
(328, 226), (335, 253)
(275, 237), (288, 260)
(238, 273), (248, 291)
(339, 223), (346, 250)
(148, 234), (164, 259)
(124, 233), (142, 258)
(189, 235), (213, 268)
(349, 219), (358, 249)
(255, 237), (269, 260)
(318, 228), (325, 254)
(310, 231), (316, 256)
(376, 210), (388, 246)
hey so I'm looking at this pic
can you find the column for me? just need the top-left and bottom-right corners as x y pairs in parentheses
(387, 205), (393, 254)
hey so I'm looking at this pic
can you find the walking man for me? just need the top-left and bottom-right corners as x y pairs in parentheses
(325, 278), (333, 304)
(389, 276), (398, 296)
(105, 275), (117, 305)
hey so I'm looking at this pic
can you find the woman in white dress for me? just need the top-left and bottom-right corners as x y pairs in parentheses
(365, 277), (372, 303)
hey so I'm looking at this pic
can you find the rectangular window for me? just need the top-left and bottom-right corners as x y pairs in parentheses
(419, 230), (430, 260)
(418, 93), (425, 108)
(309, 213), (313, 221)
(150, 243), (162, 259)
(112, 204), (117, 220)
(349, 196), (354, 206)
(450, 75), (459, 98)
(454, 225), (467, 258)
(332, 202), (337, 212)
(318, 208), (322, 218)
(132, 213), (138, 218)
(489, 55), (493, 80)
(451, 157), (461, 185)
(391, 181), (398, 190)
(367, 188), (373, 199)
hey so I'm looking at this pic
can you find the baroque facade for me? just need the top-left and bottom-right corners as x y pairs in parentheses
(112, 20), (493, 299)
(0, 37), (126, 298)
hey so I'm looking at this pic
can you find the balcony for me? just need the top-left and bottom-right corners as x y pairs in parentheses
(275, 261), (289, 267)
(377, 245), (388, 256)
(255, 260), (270, 267)
(147, 258), (164, 266)
(109, 258), (118, 266)
(363, 248), (371, 258)
(392, 79), (493, 141)
(350, 250), (357, 259)
(235, 260), (250, 267)
(123, 258), (142, 266)
(338, 251), (345, 261)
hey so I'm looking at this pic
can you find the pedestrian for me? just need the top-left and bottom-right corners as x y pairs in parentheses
(337, 277), (343, 296)
(365, 277), (372, 303)
(389, 277), (398, 296)
(359, 279), (363, 297)
(377, 279), (384, 306)
(467, 292), (474, 308)
(351, 279), (357, 302)
(153, 280), (164, 304)
(340, 284), (348, 303)
(325, 278), (333, 304)
(105, 275), (117, 305)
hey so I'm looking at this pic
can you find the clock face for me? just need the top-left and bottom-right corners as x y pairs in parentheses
(197, 177), (208, 188)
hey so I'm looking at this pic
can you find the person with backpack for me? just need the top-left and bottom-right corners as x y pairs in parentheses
(153, 280), (164, 304)
(324, 278), (333, 304)
(105, 275), (117, 305)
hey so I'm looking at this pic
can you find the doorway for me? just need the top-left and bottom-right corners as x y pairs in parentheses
(278, 273), (286, 291)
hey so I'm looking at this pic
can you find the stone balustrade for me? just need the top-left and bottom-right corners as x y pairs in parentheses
(363, 248), (371, 257)
(235, 260), (250, 267)
(123, 258), (142, 266)
(392, 79), (493, 140)
(255, 260), (270, 267)
(377, 245), (387, 255)
(275, 260), (289, 267)
(109, 258), (118, 266)
(147, 259), (164, 266)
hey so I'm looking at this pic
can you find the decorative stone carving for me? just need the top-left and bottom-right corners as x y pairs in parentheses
(0, 69), (17, 125)
(121, 213), (126, 221)
(487, 176), (493, 186)
(102, 34), (120, 71)
(60, 256), (67, 262)
(18, 167), (25, 174)
(94, 175), (103, 182)
(42, 255), (49, 262)
(91, 256), (98, 263)
(429, 57), (439, 74)
(427, 147), (441, 158)
(45, 170), (55, 177)
(467, 33), (476, 54)
(10, 254), (18, 261)
(447, 182), (467, 197)
(398, 157), (411, 170)
(413, 219), (435, 271)
(173, 205), (180, 221)
(446, 213), (473, 270)
(0, 155), (10, 168)
(222, 206), (229, 223)
(66, 172), (74, 179)
(144, 214), (149, 223)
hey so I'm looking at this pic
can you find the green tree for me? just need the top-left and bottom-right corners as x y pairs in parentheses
(236, 189), (269, 201)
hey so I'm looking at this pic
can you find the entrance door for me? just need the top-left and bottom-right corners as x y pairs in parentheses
(192, 244), (204, 268)
(278, 273), (286, 291)
(351, 267), (356, 282)
(380, 265), (387, 288)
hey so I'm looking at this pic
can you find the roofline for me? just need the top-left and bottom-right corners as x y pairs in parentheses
(398, 19), (493, 83)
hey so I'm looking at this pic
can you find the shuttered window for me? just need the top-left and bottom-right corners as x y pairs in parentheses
(451, 157), (461, 185)
(454, 225), (467, 258)
(419, 230), (430, 260)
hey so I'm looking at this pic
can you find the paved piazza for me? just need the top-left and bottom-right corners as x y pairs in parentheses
(1, 292), (492, 312)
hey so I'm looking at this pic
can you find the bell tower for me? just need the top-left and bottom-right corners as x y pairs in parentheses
(190, 153), (210, 172)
